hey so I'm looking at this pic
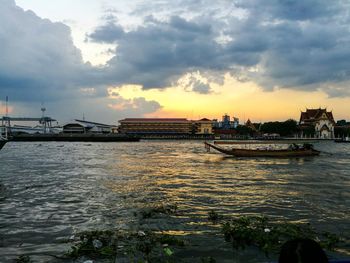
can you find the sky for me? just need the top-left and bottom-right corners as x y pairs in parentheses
(1, 0), (350, 124)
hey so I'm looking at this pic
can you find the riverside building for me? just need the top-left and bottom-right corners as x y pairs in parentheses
(213, 114), (239, 129)
(62, 119), (117, 134)
(118, 118), (192, 135)
(299, 108), (335, 139)
(118, 118), (213, 136)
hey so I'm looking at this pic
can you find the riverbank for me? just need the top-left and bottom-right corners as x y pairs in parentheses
(9, 133), (140, 142)
(4, 133), (339, 143)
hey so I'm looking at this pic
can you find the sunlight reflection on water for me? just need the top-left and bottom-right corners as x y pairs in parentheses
(0, 141), (349, 262)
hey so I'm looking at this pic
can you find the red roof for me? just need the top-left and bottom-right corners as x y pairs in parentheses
(197, 118), (212, 122)
(300, 108), (335, 123)
(119, 118), (190, 123)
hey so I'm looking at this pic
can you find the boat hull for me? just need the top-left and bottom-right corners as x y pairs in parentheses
(205, 142), (320, 157)
(334, 139), (350, 143)
(0, 140), (6, 150)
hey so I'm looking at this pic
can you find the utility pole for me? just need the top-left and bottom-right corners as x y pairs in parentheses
(41, 103), (46, 134)
(5, 96), (8, 118)
(5, 96), (9, 138)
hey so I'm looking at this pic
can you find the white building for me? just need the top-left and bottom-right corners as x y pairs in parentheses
(299, 108), (335, 139)
(62, 119), (116, 134)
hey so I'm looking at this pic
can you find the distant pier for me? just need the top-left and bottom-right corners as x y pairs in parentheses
(10, 133), (140, 142)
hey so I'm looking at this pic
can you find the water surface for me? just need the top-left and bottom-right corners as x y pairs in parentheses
(0, 141), (349, 262)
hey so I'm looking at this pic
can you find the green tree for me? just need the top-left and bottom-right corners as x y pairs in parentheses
(236, 125), (254, 136)
(282, 119), (298, 136)
(335, 127), (350, 138)
(260, 119), (298, 137)
(302, 125), (315, 137)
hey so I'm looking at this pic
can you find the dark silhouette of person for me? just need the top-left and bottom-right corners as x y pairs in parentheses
(279, 238), (328, 263)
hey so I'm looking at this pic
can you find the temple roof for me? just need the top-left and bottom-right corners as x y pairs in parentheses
(300, 108), (335, 124)
(196, 118), (212, 123)
(245, 118), (258, 131)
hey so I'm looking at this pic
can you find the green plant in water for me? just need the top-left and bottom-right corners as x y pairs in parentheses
(163, 247), (174, 256)
(320, 231), (341, 250)
(66, 229), (186, 262)
(133, 231), (185, 261)
(222, 216), (341, 255)
(208, 210), (223, 223)
(201, 256), (217, 263)
(156, 234), (185, 247)
(139, 203), (178, 219)
(66, 230), (117, 260)
(15, 255), (32, 263)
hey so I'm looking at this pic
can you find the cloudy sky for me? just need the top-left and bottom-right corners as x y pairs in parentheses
(1, 0), (350, 124)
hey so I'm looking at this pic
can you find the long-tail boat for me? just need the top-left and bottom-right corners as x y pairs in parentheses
(0, 127), (8, 150)
(0, 140), (6, 150)
(204, 142), (320, 157)
(334, 138), (350, 143)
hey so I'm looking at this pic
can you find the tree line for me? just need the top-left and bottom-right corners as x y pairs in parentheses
(235, 119), (298, 137)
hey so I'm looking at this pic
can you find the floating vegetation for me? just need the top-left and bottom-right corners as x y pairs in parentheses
(138, 203), (178, 219)
(63, 214), (342, 262)
(155, 233), (186, 247)
(66, 230), (117, 261)
(15, 255), (32, 263)
(207, 210), (224, 223)
(66, 229), (186, 262)
(201, 256), (217, 263)
(221, 216), (341, 255)
(117, 230), (186, 262)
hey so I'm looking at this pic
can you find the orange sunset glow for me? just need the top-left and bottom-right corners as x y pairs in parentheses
(109, 75), (350, 122)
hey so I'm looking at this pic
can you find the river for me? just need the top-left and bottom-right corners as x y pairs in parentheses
(0, 141), (349, 262)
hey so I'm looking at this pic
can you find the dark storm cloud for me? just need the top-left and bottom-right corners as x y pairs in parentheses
(191, 81), (211, 94)
(234, 0), (343, 21)
(0, 0), (95, 101)
(100, 16), (226, 89)
(230, 0), (350, 91)
(3, 0), (350, 102)
(181, 73), (212, 94)
(87, 22), (124, 43)
(228, 0), (350, 93)
(108, 94), (163, 115)
(86, 0), (350, 96)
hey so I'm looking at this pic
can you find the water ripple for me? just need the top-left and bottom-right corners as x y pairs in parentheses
(0, 141), (349, 261)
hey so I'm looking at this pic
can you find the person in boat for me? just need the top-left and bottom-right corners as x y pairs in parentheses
(279, 238), (328, 263)
(302, 143), (314, 150)
(288, 143), (300, 150)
